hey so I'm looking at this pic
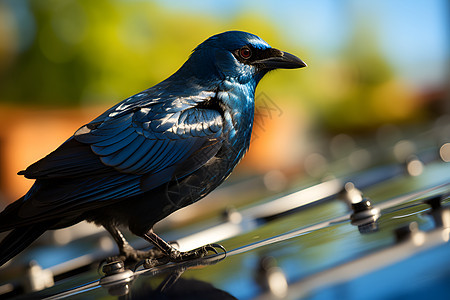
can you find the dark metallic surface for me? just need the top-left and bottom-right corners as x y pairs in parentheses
(0, 122), (449, 299)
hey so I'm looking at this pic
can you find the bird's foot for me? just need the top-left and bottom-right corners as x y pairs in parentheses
(141, 230), (226, 268)
(124, 248), (165, 262)
(105, 244), (165, 268)
(169, 243), (225, 262)
(140, 243), (225, 268)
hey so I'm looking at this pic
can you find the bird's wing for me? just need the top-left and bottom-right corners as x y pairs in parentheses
(75, 101), (224, 191)
(18, 92), (224, 214)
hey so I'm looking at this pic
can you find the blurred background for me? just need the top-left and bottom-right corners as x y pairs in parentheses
(0, 0), (448, 204)
(0, 1), (450, 298)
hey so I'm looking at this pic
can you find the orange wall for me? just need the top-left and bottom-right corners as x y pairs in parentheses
(0, 105), (105, 202)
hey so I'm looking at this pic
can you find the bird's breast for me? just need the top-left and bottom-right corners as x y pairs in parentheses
(217, 80), (255, 140)
(215, 83), (255, 170)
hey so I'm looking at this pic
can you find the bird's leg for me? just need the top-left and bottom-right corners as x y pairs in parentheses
(143, 229), (221, 262)
(104, 224), (163, 262)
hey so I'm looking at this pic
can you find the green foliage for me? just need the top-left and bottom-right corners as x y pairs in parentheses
(0, 0), (303, 107)
(0, 0), (429, 131)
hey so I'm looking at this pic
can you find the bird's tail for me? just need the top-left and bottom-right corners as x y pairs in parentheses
(0, 225), (48, 266)
(0, 196), (26, 232)
(0, 196), (51, 266)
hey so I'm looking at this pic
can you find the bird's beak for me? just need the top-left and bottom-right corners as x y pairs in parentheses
(255, 49), (307, 70)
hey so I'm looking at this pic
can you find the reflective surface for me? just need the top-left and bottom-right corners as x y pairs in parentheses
(2, 160), (447, 299)
(1, 123), (450, 299)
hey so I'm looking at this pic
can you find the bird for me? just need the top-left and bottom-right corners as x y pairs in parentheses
(0, 31), (306, 267)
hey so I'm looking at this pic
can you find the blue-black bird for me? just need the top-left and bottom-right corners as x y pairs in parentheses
(0, 31), (306, 266)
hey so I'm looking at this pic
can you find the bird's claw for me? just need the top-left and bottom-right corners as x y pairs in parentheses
(170, 243), (226, 262)
(209, 243), (227, 254)
(134, 244), (226, 270)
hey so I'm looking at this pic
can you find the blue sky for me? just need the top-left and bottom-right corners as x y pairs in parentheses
(156, 0), (449, 87)
(5, 0), (449, 88)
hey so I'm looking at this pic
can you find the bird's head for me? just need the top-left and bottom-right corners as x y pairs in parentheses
(176, 31), (306, 85)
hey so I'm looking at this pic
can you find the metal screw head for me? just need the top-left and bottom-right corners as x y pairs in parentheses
(351, 199), (373, 213)
(100, 261), (134, 296)
(350, 196), (380, 234)
(350, 197), (379, 221)
(102, 260), (125, 276)
(357, 221), (379, 234)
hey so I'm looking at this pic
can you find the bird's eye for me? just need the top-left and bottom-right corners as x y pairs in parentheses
(239, 47), (252, 59)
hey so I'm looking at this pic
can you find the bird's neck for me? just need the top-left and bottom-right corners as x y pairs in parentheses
(217, 78), (256, 146)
